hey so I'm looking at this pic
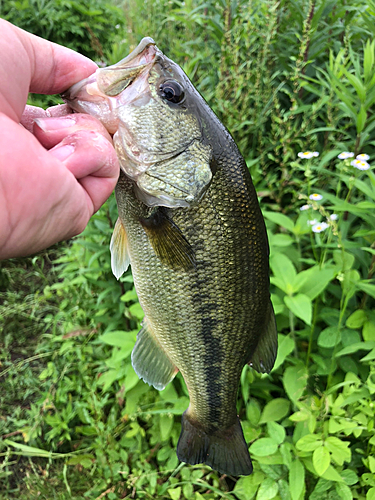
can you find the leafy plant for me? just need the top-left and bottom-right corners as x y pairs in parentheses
(2, 0), (375, 498)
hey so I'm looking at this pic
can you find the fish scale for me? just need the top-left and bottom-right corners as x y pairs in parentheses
(62, 37), (277, 476)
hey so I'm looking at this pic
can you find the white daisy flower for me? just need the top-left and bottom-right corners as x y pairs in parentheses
(298, 151), (314, 159)
(300, 204), (311, 211)
(309, 193), (323, 201)
(312, 222), (329, 233)
(329, 214), (338, 220)
(337, 152), (354, 159)
(351, 159), (370, 170)
(308, 219), (318, 225)
(356, 154), (370, 161)
(312, 151), (319, 157)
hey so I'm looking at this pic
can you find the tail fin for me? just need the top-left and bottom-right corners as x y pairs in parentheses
(176, 412), (253, 476)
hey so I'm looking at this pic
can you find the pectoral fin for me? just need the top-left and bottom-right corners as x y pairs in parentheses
(248, 300), (277, 373)
(131, 320), (178, 390)
(140, 208), (196, 271)
(110, 217), (130, 279)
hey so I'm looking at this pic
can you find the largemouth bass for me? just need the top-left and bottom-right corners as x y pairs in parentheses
(63, 38), (277, 476)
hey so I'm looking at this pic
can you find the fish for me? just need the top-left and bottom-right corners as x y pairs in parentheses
(62, 37), (277, 476)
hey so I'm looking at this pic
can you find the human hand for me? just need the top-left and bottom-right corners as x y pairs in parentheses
(0, 20), (119, 259)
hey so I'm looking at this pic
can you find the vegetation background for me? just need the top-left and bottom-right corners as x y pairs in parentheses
(1, 0), (375, 498)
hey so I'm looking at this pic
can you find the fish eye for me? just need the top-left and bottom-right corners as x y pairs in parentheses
(159, 80), (185, 104)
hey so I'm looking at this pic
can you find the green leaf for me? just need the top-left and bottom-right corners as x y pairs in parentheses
(233, 471), (264, 500)
(256, 477), (279, 500)
(321, 465), (344, 482)
(296, 434), (323, 452)
(284, 294), (312, 325)
(363, 322), (375, 341)
(369, 456), (375, 473)
(272, 334), (295, 371)
(346, 310), (367, 329)
(263, 211), (295, 232)
(333, 250), (355, 271)
(270, 234), (294, 247)
(367, 487), (375, 500)
(335, 341), (375, 357)
(259, 398), (290, 423)
(313, 447), (330, 476)
(168, 487), (181, 500)
(267, 422), (286, 445)
(249, 438), (278, 456)
(270, 253), (297, 294)
(361, 348), (375, 362)
(335, 483), (353, 500)
(340, 469), (359, 486)
(99, 330), (137, 348)
(160, 414), (174, 441)
(289, 459), (305, 500)
(356, 104), (367, 134)
(317, 327), (341, 348)
(295, 266), (336, 300)
(283, 364), (308, 404)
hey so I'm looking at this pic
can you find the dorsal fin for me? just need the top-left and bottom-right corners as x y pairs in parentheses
(139, 208), (196, 271)
(110, 217), (130, 279)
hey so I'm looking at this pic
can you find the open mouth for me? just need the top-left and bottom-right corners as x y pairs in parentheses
(61, 38), (158, 111)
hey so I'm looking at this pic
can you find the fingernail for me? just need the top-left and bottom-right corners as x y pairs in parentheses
(49, 144), (75, 161)
(35, 116), (76, 131)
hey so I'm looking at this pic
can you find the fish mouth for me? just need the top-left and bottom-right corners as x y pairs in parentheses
(61, 38), (159, 134)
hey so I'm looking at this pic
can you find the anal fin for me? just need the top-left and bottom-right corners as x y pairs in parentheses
(248, 300), (277, 373)
(139, 208), (195, 271)
(110, 217), (130, 279)
(131, 320), (178, 390)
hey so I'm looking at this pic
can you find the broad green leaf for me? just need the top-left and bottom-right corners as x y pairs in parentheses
(367, 487), (375, 500)
(259, 398), (290, 423)
(335, 483), (353, 500)
(313, 447), (330, 476)
(66, 454), (95, 468)
(249, 437), (278, 456)
(363, 322), (375, 341)
(356, 104), (367, 134)
(270, 253), (297, 294)
(272, 334), (295, 371)
(283, 364), (308, 404)
(267, 422), (286, 445)
(340, 469), (359, 485)
(361, 348), (375, 362)
(321, 465), (344, 482)
(97, 369), (121, 391)
(263, 211), (295, 232)
(277, 479), (291, 500)
(317, 326), (341, 348)
(346, 310), (367, 329)
(120, 288), (138, 302)
(297, 266), (336, 300)
(335, 341), (375, 357)
(233, 472), (264, 500)
(160, 414), (174, 441)
(284, 294), (312, 325)
(333, 250), (355, 271)
(296, 434), (323, 452)
(246, 399), (261, 426)
(99, 330), (137, 348)
(168, 487), (181, 500)
(368, 456), (375, 473)
(270, 233), (294, 247)
(256, 477), (278, 500)
(289, 459), (305, 500)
